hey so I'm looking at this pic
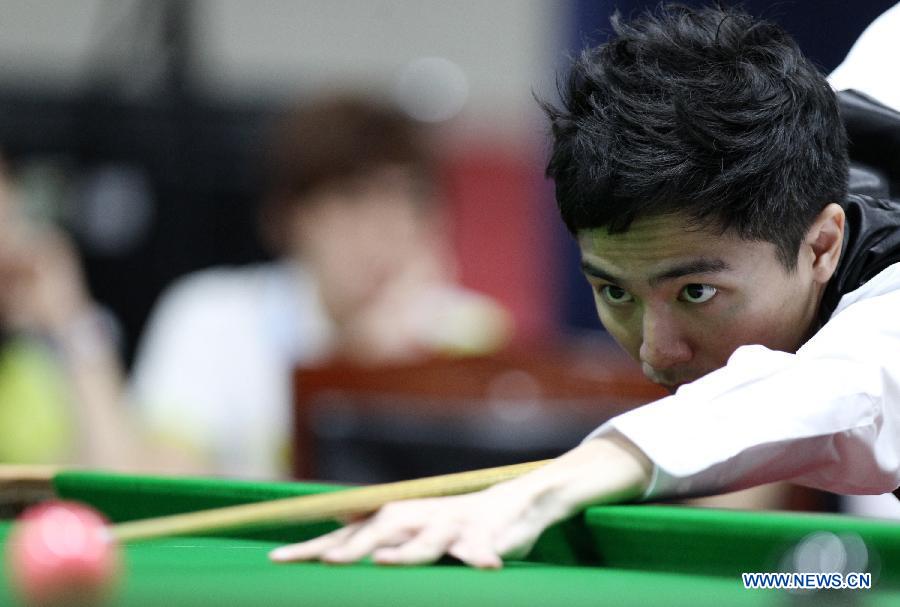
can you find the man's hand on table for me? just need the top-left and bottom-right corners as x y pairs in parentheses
(269, 435), (651, 569)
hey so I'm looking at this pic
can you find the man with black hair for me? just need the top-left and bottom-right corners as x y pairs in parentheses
(270, 5), (900, 568)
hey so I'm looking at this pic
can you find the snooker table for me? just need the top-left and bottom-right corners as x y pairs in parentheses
(2, 471), (900, 606)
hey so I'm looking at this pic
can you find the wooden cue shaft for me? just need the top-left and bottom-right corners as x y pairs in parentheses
(0, 465), (60, 483)
(111, 459), (552, 543)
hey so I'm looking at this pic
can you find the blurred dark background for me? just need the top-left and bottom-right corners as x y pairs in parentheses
(0, 0), (894, 363)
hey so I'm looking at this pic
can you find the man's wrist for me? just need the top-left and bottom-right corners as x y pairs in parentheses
(537, 436), (651, 516)
(485, 435), (652, 528)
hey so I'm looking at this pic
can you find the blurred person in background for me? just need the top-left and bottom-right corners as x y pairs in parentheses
(0, 157), (145, 469)
(129, 95), (511, 479)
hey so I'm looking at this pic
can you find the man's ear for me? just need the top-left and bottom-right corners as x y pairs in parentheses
(806, 203), (845, 283)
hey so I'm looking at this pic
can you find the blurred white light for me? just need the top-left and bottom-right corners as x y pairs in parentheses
(74, 165), (154, 255)
(394, 57), (469, 123)
(840, 533), (870, 573)
(792, 532), (847, 574)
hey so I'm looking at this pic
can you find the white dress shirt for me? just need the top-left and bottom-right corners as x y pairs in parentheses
(825, 1), (900, 518)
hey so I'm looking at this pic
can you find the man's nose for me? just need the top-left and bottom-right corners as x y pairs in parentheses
(639, 311), (693, 371)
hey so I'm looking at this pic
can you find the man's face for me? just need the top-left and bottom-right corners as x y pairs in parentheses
(578, 214), (823, 392)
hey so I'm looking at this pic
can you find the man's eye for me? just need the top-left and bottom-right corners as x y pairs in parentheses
(599, 285), (634, 305)
(680, 283), (717, 303)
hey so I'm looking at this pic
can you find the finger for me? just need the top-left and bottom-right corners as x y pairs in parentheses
(269, 523), (361, 562)
(448, 534), (503, 570)
(492, 525), (539, 561)
(372, 524), (459, 566)
(321, 519), (416, 564)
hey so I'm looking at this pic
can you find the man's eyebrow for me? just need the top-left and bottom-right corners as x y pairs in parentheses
(648, 259), (730, 287)
(581, 261), (620, 283)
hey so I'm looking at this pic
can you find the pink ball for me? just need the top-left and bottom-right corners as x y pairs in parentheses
(5, 501), (120, 607)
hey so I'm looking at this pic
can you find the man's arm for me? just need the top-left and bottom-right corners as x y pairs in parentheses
(272, 263), (900, 567)
(270, 433), (651, 568)
(603, 265), (900, 500)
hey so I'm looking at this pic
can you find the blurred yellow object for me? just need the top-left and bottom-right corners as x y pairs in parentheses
(408, 287), (513, 357)
(0, 338), (73, 463)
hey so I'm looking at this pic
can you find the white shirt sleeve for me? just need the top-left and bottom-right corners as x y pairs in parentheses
(586, 262), (900, 500)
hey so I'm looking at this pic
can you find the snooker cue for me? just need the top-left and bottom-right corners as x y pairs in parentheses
(111, 459), (552, 543)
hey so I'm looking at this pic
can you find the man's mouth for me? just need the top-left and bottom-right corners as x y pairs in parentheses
(642, 363), (700, 393)
(643, 371), (694, 393)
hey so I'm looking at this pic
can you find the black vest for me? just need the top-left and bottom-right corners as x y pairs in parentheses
(817, 193), (900, 327)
